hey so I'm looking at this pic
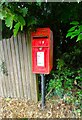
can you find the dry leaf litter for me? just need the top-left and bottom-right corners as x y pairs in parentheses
(0, 96), (81, 118)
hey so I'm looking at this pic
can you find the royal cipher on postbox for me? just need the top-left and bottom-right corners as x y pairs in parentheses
(31, 28), (53, 74)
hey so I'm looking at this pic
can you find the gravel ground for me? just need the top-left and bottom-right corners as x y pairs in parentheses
(0, 97), (82, 118)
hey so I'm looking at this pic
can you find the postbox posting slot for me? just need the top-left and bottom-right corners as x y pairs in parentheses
(33, 36), (48, 39)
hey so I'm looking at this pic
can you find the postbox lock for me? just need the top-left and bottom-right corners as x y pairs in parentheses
(39, 47), (42, 50)
(42, 41), (44, 44)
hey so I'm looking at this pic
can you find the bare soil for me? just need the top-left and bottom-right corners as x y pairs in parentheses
(0, 96), (81, 118)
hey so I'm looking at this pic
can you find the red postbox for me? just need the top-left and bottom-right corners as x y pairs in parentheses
(31, 28), (53, 74)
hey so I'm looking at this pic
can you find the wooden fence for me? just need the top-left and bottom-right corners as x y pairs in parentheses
(0, 33), (38, 102)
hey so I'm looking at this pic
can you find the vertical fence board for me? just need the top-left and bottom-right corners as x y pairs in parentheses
(21, 33), (29, 99)
(9, 37), (17, 97)
(0, 41), (4, 97)
(6, 38), (15, 97)
(6, 38), (14, 97)
(0, 41), (7, 97)
(19, 33), (27, 98)
(2, 39), (11, 97)
(0, 33), (38, 102)
(13, 37), (21, 98)
(26, 34), (32, 100)
(17, 34), (24, 98)
(10, 36), (20, 98)
(22, 33), (31, 99)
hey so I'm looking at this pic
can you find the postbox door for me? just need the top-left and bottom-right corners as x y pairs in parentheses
(32, 47), (49, 74)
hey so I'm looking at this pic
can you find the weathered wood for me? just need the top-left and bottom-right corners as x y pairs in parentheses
(2, 39), (11, 97)
(0, 33), (38, 102)
(13, 36), (21, 98)
(21, 33), (31, 99)
(11, 36), (21, 98)
(0, 41), (7, 97)
(9, 36), (18, 97)
(0, 41), (4, 97)
(6, 38), (15, 97)
(26, 33), (33, 100)
(17, 34), (24, 98)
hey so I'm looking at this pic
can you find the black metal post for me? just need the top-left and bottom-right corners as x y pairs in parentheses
(40, 74), (45, 109)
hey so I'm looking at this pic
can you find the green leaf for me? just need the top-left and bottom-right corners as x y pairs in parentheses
(70, 30), (80, 39)
(76, 109), (81, 113)
(66, 29), (80, 39)
(76, 33), (82, 42)
(17, 15), (25, 26)
(37, 2), (42, 6)
(0, 12), (4, 19)
(13, 14), (18, 22)
(66, 32), (73, 38)
(21, 25), (23, 31)
(70, 21), (79, 25)
(13, 22), (20, 37)
(5, 97), (11, 101)
(0, 0), (8, 4)
(79, 25), (82, 32)
(21, 8), (28, 17)
(0, 10), (7, 20)
(73, 29), (80, 35)
(70, 34), (78, 39)
(68, 26), (77, 32)
(27, 18), (37, 27)
(5, 14), (14, 29)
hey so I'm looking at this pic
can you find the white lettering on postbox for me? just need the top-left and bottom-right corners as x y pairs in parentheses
(37, 52), (44, 66)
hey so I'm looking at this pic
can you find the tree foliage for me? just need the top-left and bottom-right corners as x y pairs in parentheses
(66, 21), (82, 42)
(0, 2), (82, 38)
(0, 2), (27, 36)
